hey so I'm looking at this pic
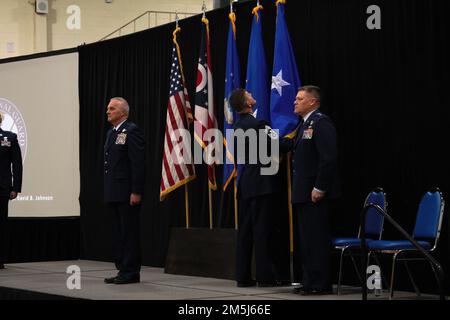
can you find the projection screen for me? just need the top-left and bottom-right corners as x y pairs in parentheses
(0, 52), (80, 217)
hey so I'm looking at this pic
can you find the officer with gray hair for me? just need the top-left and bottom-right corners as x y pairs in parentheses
(103, 98), (145, 284)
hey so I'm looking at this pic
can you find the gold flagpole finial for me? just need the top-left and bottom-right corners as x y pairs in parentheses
(229, 1), (237, 37)
(252, 0), (263, 21)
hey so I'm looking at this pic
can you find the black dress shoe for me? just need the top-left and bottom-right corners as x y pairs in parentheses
(293, 285), (305, 294)
(114, 275), (140, 284)
(236, 280), (256, 287)
(104, 276), (118, 284)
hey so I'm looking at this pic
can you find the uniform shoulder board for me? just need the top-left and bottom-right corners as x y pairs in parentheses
(314, 112), (325, 119)
(264, 125), (279, 139)
(311, 112), (328, 123)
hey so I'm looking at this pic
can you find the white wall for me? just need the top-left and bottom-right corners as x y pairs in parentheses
(0, 0), (34, 58)
(0, 0), (214, 59)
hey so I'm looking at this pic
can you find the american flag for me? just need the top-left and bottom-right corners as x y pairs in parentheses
(194, 18), (217, 190)
(160, 40), (195, 200)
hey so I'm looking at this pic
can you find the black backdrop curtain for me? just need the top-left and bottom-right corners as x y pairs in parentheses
(79, 0), (450, 292)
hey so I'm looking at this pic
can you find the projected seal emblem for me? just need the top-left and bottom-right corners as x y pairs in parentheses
(0, 98), (28, 162)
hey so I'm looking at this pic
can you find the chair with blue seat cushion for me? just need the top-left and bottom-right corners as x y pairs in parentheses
(367, 188), (445, 299)
(332, 187), (386, 295)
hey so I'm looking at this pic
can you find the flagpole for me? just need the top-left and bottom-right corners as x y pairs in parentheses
(285, 131), (299, 283)
(208, 186), (213, 229)
(185, 184), (190, 229)
(286, 152), (295, 284)
(234, 178), (238, 230)
(286, 153), (294, 252)
(202, 0), (213, 230)
(174, 13), (191, 230)
(228, 0), (238, 231)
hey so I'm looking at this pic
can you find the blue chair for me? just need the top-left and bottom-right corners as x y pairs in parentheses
(332, 187), (386, 295)
(367, 188), (445, 299)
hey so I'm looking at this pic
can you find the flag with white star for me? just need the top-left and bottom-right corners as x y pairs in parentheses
(194, 18), (217, 191)
(269, 0), (301, 137)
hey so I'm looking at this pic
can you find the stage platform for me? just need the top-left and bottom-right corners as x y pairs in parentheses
(0, 260), (442, 300)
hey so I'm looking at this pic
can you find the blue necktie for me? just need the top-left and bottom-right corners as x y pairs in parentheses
(295, 119), (304, 144)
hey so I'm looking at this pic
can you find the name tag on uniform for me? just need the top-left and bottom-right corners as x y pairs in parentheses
(116, 133), (127, 145)
(302, 128), (313, 139)
(1, 138), (11, 147)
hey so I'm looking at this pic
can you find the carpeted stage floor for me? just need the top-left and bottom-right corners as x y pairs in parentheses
(0, 260), (442, 300)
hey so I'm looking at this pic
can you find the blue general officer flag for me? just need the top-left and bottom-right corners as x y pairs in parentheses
(270, 0), (301, 137)
(223, 12), (241, 191)
(246, 4), (270, 123)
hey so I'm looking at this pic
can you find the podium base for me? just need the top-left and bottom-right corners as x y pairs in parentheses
(164, 227), (237, 280)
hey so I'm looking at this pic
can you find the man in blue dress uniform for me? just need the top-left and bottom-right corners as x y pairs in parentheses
(281, 86), (341, 295)
(229, 89), (281, 287)
(103, 97), (145, 284)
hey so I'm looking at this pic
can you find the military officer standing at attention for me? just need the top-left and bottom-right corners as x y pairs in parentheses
(103, 97), (145, 284)
(0, 112), (23, 270)
(281, 86), (341, 295)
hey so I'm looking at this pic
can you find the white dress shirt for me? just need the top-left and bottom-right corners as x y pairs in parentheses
(114, 119), (127, 131)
